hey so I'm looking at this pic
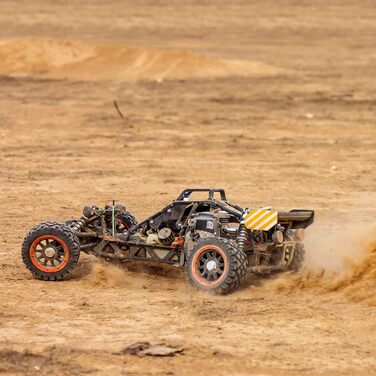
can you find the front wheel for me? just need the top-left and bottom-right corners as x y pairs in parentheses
(186, 238), (247, 294)
(22, 221), (80, 281)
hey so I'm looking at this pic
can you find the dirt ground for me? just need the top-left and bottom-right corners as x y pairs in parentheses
(0, 1), (376, 375)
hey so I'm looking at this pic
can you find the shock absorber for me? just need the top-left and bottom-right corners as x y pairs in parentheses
(237, 224), (248, 253)
(70, 216), (90, 232)
(69, 205), (98, 232)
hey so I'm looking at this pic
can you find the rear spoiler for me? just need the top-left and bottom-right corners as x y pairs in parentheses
(278, 210), (314, 229)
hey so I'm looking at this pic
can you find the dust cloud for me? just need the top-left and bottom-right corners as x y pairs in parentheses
(82, 224), (376, 306)
(268, 224), (376, 306)
(84, 261), (129, 288)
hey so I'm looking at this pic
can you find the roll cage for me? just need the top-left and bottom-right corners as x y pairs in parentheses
(124, 188), (244, 239)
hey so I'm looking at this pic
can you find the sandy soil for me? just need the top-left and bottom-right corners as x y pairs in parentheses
(0, 1), (375, 375)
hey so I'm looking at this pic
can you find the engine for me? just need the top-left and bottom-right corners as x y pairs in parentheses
(184, 211), (238, 240)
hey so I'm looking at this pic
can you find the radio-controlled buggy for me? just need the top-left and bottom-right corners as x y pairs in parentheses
(22, 188), (314, 294)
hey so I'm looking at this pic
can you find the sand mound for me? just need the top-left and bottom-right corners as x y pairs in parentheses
(0, 37), (282, 81)
(269, 225), (376, 306)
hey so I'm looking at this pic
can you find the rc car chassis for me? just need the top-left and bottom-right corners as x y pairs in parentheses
(22, 188), (314, 294)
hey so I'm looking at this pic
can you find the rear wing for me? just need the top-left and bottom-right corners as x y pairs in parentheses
(278, 210), (314, 229)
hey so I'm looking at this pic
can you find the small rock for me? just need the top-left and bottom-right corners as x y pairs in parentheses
(118, 342), (183, 357)
(140, 344), (184, 357)
(119, 341), (150, 355)
(305, 112), (314, 119)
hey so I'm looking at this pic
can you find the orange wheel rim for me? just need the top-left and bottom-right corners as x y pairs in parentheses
(29, 235), (69, 273)
(192, 245), (229, 287)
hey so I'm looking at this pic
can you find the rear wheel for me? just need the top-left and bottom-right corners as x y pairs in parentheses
(288, 243), (305, 272)
(186, 238), (247, 294)
(22, 221), (80, 280)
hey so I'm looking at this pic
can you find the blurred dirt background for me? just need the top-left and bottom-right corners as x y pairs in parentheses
(0, 1), (375, 375)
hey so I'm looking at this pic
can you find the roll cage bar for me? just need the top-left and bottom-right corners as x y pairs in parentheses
(176, 188), (228, 201)
(123, 188), (244, 239)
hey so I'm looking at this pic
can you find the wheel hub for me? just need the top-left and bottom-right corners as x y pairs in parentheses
(206, 260), (217, 271)
(44, 247), (56, 258)
(194, 246), (227, 286)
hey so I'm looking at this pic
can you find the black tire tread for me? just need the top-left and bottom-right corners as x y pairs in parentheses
(21, 221), (80, 281)
(288, 243), (305, 272)
(186, 237), (247, 295)
(118, 212), (138, 229)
